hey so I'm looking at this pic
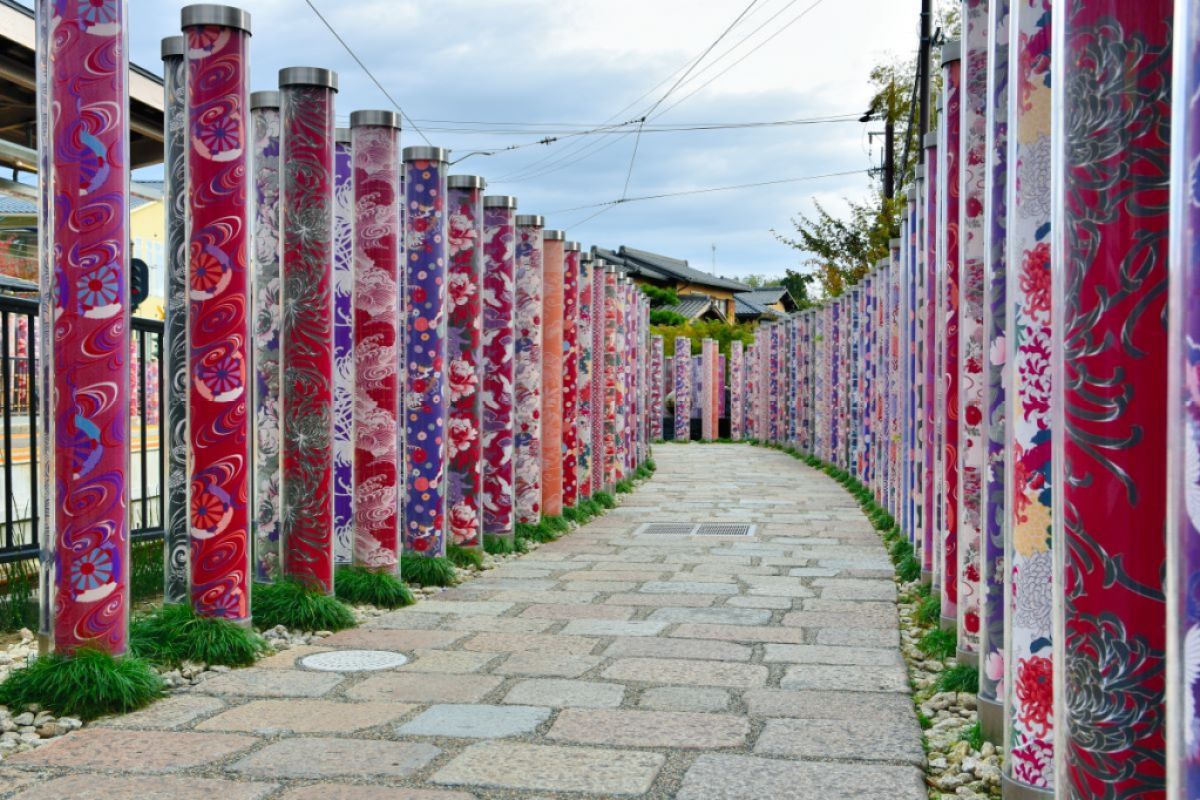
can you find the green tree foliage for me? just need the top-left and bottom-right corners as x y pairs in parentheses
(639, 284), (680, 308)
(649, 308), (688, 326)
(653, 320), (757, 360)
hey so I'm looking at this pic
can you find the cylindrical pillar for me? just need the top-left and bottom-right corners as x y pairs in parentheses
(403, 146), (450, 556)
(481, 195), (518, 540)
(924, 131), (940, 584)
(603, 269), (619, 486)
(162, 35), (190, 601)
(674, 336), (691, 442)
(730, 340), (743, 441)
(701, 338), (717, 441)
(576, 252), (595, 499)
(40, 0), (131, 653)
(1002, 1), (1053, 792)
(184, 5), (252, 621)
(1052, 0), (1171, 794)
(563, 241), (582, 508)
(332, 127), (354, 564)
(940, 40), (962, 633)
(978, 0), (1010, 744)
(514, 214), (545, 522)
(541, 230), (566, 516)
(590, 259), (606, 493)
(351, 111), (403, 568)
(279, 66), (338, 591)
(250, 89), (282, 584)
(444, 174), (486, 550)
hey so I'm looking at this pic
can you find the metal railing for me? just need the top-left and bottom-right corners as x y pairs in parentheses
(0, 293), (165, 563)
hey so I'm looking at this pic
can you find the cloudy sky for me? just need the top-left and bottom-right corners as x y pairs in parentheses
(122, 0), (920, 280)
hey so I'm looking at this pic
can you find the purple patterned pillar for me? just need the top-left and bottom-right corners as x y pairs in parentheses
(978, 0), (1009, 742)
(332, 128), (353, 564)
(1052, 0), (1171, 794)
(701, 338), (717, 441)
(40, 0), (131, 653)
(1003, 2), (1053, 792)
(730, 340), (744, 441)
(481, 195), (517, 539)
(403, 146), (450, 557)
(675, 337), (692, 442)
(563, 241), (582, 506)
(514, 214), (545, 521)
(651, 334), (666, 442)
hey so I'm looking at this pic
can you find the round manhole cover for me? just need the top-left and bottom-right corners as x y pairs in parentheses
(299, 650), (409, 672)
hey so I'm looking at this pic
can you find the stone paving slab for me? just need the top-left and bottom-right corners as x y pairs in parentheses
(462, 632), (598, 655)
(230, 738), (441, 779)
(743, 688), (916, 719)
(195, 699), (416, 733)
(7, 774), (277, 800)
(638, 685), (731, 711)
(194, 668), (344, 698)
(431, 741), (665, 795)
(779, 663), (910, 692)
(345, 673), (504, 704)
(92, 694), (226, 729)
(676, 753), (927, 799)
(492, 652), (603, 678)
(548, 708), (749, 748)
(7, 728), (257, 773)
(398, 704), (550, 738)
(762, 643), (904, 666)
(276, 786), (476, 800)
(755, 716), (925, 764)
(602, 657), (768, 688)
(602, 636), (752, 662)
(502, 678), (626, 708)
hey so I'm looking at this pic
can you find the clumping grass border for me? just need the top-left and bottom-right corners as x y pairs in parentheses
(593, 491), (616, 508)
(129, 603), (267, 667)
(251, 580), (357, 632)
(334, 566), (416, 609)
(400, 554), (459, 587)
(445, 544), (485, 571)
(0, 648), (164, 721)
(483, 535), (527, 555)
(935, 663), (981, 693)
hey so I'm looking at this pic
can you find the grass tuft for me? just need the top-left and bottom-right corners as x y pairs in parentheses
(0, 648), (164, 721)
(334, 566), (415, 608)
(896, 555), (921, 583)
(936, 664), (980, 693)
(400, 554), (459, 587)
(889, 538), (914, 560)
(252, 580), (357, 632)
(918, 627), (957, 659)
(130, 604), (266, 667)
(615, 478), (634, 494)
(484, 535), (527, 555)
(515, 521), (557, 543)
(562, 505), (582, 523)
(960, 721), (984, 750)
(445, 544), (485, 571)
(917, 711), (933, 730)
(916, 594), (941, 626)
(542, 515), (569, 534)
(593, 491), (616, 509)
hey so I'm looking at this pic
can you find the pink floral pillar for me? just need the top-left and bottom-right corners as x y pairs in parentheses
(563, 242), (582, 508)
(541, 230), (566, 516)
(279, 67), (338, 591)
(590, 258), (606, 493)
(576, 251), (595, 500)
(514, 215), (545, 522)
(403, 146), (450, 556)
(1004, 1), (1053, 791)
(674, 337), (692, 443)
(651, 334), (666, 442)
(481, 196), (518, 540)
(184, 5), (252, 622)
(702, 339), (718, 441)
(351, 111), (403, 569)
(603, 268), (620, 486)
(730, 340), (743, 441)
(445, 175), (485, 550)
(40, 0), (131, 653)
(940, 40), (962, 633)
(1053, 0), (1171, 794)
(924, 130), (940, 584)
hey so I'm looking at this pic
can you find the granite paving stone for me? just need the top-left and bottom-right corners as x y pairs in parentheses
(559, 619), (670, 637)
(195, 699), (416, 733)
(320, 629), (465, 651)
(193, 668), (344, 698)
(638, 686), (731, 712)
(646, 607), (772, 625)
(397, 649), (499, 673)
(397, 704), (550, 738)
(639, 581), (739, 595)
(92, 694), (226, 729)
(431, 742), (664, 795)
(502, 678), (626, 707)
(755, 716), (925, 764)
(7, 729), (257, 773)
(345, 673), (504, 703)
(7, 774), (278, 800)
(780, 663), (910, 692)
(462, 632), (599, 655)
(230, 738), (441, 779)
(762, 643), (904, 666)
(743, 688), (917, 719)
(602, 657), (768, 688)
(548, 708), (749, 748)
(492, 651), (603, 677)
(668, 623), (807, 644)
(603, 636), (752, 662)
(277, 786), (476, 800)
(677, 754), (926, 800)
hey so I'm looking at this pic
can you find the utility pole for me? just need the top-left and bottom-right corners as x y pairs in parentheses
(917, 0), (932, 163)
(884, 85), (895, 200)
(711, 243), (716, 272)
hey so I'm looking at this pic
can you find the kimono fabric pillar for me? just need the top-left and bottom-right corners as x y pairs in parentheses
(446, 175), (485, 551)
(351, 111), (402, 569)
(403, 146), (450, 556)
(651, 334), (666, 442)
(978, 0), (1010, 745)
(1170, 1), (1200, 793)
(590, 259), (606, 494)
(674, 337), (692, 443)
(1052, 0), (1171, 795)
(161, 35), (189, 601)
(603, 267), (619, 487)
(513, 214), (545, 524)
(39, 0), (131, 653)
(924, 134), (941, 585)
(183, 4), (252, 622)
(1003, 2), (1053, 792)
(541, 230), (566, 517)
(576, 251), (595, 500)
(702, 339), (718, 441)
(940, 40), (962, 634)
(332, 128), (354, 563)
(563, 241), (582, 508)
(729, 341), (743, 441)
(250, 90), (282, 582)
(481, 195), (517, 541)
(279, 66), (338, 591)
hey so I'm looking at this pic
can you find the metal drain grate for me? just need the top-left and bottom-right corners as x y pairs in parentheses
(694, 523), (756, 537)
(300, 650), (409, 672)
(635, 523), (700, 535)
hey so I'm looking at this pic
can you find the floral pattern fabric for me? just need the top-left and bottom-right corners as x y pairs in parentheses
(481, 203), (516, 537)
(513, 222), (543, 523)
(332, 139), (354, 564)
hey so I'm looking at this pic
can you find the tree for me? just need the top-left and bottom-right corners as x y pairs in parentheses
(778, 269), (815, 310)
(741, 274), (768, 289)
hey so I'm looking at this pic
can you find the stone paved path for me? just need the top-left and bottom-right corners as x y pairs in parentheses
(0, 444), (926, 799)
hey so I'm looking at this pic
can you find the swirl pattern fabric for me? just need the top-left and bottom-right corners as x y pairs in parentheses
(941, 51), (962, 627)
(280, 83), (335, 591)
(42, 0), (131, 654)
(481, 205), (516, 537)
(674, 338), (691, 443)
(332, 140), (354, 564)
(185, 21), (251, 622)
(514, 222), (543, 523)
(352, 125), (401, 568)
(403, 156), (449, 556)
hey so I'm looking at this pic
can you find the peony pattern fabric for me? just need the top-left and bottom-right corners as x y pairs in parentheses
(576, 256), (594, 499)
(352, 125), (402, 569)
(701, 339), (717, 441)
(730, 340), (743, 441)
(185, 20), (251, 622)
(280, 83), (336, 592)
(332, 138), (354, 564)
(1055, 0), (1171, 794)
(651, 335), (666, 443)
(42, 0), (131, 653)
(446, 183), (484, 549)
(941, 47), (963, 627)
(404, 155), (449, 556)
(674, 338), (691, 443)
(590, 263), (606, 493)
(924, 140), (940, 579)
(540, 238), (565, 516)
(513, 221), (543, 523)
(481, 203), (516, 537)
(162, 44), (189, 601)
(603, 274), (619, 485)
(251, 101), (282, 585)
(1005, 4), (1054, 785)
(562, 248), (581, 507)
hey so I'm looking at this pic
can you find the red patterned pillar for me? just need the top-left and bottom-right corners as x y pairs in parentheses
(481, 195), (518, 539)
(541, 230), (565, 516)
(563, 241), (582, 508)
(940, 40), (962, 633)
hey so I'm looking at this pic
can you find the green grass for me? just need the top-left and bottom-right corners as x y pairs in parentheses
(446, 544), (485, 571)
(0, 648), (164, 721)
(960, 721), (984, 750)
(0, 558), (37, 632)
(515, 521), (557, 543)
(912, 581), (932, 598)
(615, 478), (634, 494)
(130, 538), (165, 602)
(593, 491), (616, 509)
(561, 505), (583, 523)
(916, 711), (933, 730)
(916, 594), (941, 625)
(889, 538), (914, 560)
(483, 534), (526, 555)
(896, 555), (921, 583)
(129, 604), (267, 667)
(334, 566), (415, 609)
(935, 663), (980, 694)
(542, 515), (569, 535)
(251, 580), (357, 632)
(917, 627), (957, 659)
(400, 554), (459, 587)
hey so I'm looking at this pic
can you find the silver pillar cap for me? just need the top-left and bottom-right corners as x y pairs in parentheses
(335, 128), (351, 144)
(448, 175), (486, 190)
(279, 67), (338, 90)
(515, 215), (545, 228)
(250, 90), (280, 110)
(565, 241), (581, 252)
(924, 131), (938, 149)
(483, 195), (518, 209)
(403, 146), (449, 164)
(543, 229), (566, 241)
(350, 109), (401, 129)
(161, 35), (185, 58)
(941, 40), (961, 65)
(181, 4), (251, 33)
